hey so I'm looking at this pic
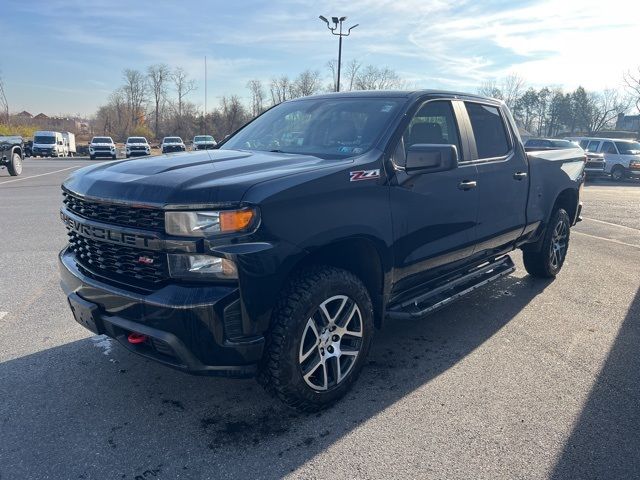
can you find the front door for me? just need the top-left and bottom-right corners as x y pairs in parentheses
(389, 99), (479, 294)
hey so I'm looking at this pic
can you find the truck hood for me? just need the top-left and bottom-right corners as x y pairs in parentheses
(63, 149), (339, 206)
(90, 143), (115, 147)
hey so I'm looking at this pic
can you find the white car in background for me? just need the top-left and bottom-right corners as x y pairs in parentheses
(125, 137), (151, 158)
(89, 136), (117, 160)
(566, 137), (640, 181)
(160, 136), (186, 154)
(192, 135), (217, 151)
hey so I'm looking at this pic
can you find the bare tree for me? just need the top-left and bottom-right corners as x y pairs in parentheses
(624, 67), (640, 113)
(246, 79), (265, 117)
(344, 59), (362, 92)
(122, 69), (147, 128)
(172, 67), (196, 118)
(269, 76), (291, 105)
(501, 73), (526, 111)
(292, 70), (321, 98)
(147, 64), (170, 139)
(0, 71), (9, 124)
(477, 80), (502, 99)
(353, 65), (403, 90)
(587, 89), (631, 134)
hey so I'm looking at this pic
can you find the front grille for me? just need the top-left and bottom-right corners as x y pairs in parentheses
(130, 146), (146, 151)
(586, 161), (604, 169)
(67, 230), (168, 286)
(93, 146), (112, 151)
(62, 190), (165, 232)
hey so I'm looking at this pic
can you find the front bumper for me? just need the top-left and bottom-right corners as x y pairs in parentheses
(126, 150), (150, 157)
(90, 150), (116, 157)
(59, 249), (264, 377)
(162, 146), (185, 153)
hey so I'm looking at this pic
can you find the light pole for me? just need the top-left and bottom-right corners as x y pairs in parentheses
(319, 16), (358, 92)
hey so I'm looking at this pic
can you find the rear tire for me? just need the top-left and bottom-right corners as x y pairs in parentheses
(90, 155), (95, 160)
(7, 152), (22, 176)
(260, 266), (374, 412)
(523, 208), (571, 278)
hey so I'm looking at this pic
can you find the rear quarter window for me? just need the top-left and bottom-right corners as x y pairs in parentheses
(465, 103), (511, 159)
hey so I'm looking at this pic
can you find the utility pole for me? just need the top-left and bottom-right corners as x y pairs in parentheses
(318, 16), (358, 92)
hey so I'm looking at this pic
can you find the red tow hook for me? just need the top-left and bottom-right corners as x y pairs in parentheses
(127, 332), (148, 344)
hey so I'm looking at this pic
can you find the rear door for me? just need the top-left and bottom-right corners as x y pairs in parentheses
(461, 101), (529, 256)
(389, 99), (479, 293)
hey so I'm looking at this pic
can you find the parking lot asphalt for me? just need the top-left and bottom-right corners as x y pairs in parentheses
(0, 159), (638, 480)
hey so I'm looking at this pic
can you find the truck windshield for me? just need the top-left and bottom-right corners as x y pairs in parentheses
(93, 137), (112, 143)
(222, 98), (404, 158)
(615, 141), (640, 155)
(195, 136), (214, 142)
(34, 136), (55, 144)
(127, 137), (146, 143)
(165, 137), (182, 143)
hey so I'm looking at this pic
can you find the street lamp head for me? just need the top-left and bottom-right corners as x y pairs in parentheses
(348, 24), (359, 34)
(319, 15), (329, 24)
(339, 16), (347, 22)
(331, 16), (339, 24)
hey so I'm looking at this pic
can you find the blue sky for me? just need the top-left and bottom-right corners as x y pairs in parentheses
(2, 0), (639, 116)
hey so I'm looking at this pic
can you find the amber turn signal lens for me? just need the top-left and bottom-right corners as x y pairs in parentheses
(220, 209), (256, 232)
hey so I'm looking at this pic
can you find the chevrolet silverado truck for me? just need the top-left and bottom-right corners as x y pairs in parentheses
(0, 135), (24, 176)
(59, 91), (584, 411)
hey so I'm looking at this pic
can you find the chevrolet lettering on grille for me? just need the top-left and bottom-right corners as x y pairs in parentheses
(60, 211), (158, 249)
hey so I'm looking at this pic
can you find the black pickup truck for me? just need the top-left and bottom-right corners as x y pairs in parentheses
(0, 136), (24, 176)
(59, 91), (584, 411)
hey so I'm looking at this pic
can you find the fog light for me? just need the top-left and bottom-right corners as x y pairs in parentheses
(168, 254), (237, 280)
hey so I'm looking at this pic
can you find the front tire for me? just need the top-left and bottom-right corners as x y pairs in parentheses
(260, 266), (374, 412)
(523, 208), (571, 278)
(610, 165), (625, 181)
(7, 152), (23, 176)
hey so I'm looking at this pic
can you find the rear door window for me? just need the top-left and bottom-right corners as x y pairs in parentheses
(465, 103), (511, 159)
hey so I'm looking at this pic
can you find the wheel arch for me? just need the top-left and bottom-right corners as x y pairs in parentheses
(552, 188), (579, 224)
(291, 237), (388, 328)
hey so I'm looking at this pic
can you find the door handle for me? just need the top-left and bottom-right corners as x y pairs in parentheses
(513, 171), (528, 180)
(458, 180), (477, 191)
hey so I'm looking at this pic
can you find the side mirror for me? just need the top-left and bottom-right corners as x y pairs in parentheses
(405, 144), (458, 174)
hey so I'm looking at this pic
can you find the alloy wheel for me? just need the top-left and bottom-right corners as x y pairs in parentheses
(549, 218), (568, 270)
(298, 295), (364, 391)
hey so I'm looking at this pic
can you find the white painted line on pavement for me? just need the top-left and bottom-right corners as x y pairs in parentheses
(582, 217), (640, 232)
(573, 231), (640, 249)
(0, 166), (79, 185)
(0, 311), (8, 320)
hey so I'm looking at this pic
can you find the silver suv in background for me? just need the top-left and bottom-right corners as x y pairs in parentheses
(566, 137), (640, 180)
(125, 137), (150, 158)
(89, 136), (117, 160)
(192, 135), (216, 151)
(160, 136), (186, 154)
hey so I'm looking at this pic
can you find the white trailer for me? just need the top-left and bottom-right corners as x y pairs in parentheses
(62, 132), (76, 157)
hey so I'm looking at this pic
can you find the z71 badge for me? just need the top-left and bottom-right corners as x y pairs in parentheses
(350, 169), (381, 182)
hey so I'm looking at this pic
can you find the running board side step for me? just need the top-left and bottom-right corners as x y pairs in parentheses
(386, 256), (515, 320)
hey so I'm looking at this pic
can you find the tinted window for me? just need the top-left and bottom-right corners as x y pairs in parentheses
(465, 103), (510, 159)
(601, 141), (617, 154)
(525, 139), (550, 148)
(402, 101), (461, 156)
(579, 140), (589, 149)
(164, 137), (182, 143)
(550, 140), (575, 148)
(614, 141), (640, 154)
(586, 141), (600, 152)
(92, 137), (112, 143)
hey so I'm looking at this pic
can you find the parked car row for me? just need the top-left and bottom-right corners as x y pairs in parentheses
(524, 136), (639, 180)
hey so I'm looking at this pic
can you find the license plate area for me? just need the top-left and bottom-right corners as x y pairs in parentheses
(68, 293), (102, 334)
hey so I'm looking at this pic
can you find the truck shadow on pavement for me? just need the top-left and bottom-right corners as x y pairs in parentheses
(551, 286), (640, 480)
(1, 275), (554, 479)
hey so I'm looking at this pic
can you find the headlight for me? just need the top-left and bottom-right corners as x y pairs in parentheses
(165, 208), (258, 237)
(168, 254), (237, 279)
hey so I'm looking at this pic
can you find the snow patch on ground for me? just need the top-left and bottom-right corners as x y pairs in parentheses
(91, 335), (113, 355)
(0, 311), (8, 320)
